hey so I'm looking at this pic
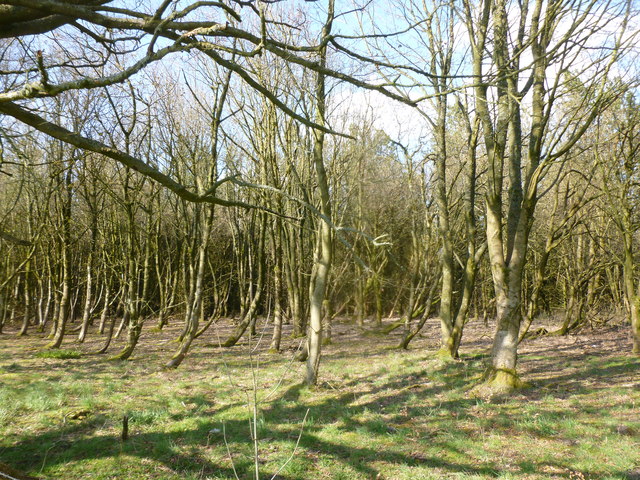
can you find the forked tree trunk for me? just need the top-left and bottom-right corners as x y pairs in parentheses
(438, 112), (481, 359)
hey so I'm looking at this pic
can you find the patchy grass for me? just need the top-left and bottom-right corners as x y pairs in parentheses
(35, 349), (83, 359)
(0, 318), (638, 480)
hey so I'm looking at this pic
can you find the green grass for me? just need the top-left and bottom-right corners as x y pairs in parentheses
(0, 322), (638, 480)
(35, 349), (82, 359)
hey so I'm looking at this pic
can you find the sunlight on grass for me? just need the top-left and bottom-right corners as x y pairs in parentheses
(35, 349), (82, 359)
(1, 329), (638, 480)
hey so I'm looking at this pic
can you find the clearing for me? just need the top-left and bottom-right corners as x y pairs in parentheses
(0, 317), (638, 480)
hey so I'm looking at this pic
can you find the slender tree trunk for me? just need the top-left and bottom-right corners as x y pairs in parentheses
(19, 267), (31, 336)
(373, 274), (383, 327)
(622, 229), (640, 354)
(78, 255), (93, 342)
(98, 315), (116, 354)
(269, 241), (283, 352)
(167, 205), (214, 368)
(49, 291), (60, 339)
(399, 280), (438, 349)
(222, 214), (266, 347)
(48, 248), (70, 349)
(0, 289), (6, 334)
(48, 164), (73, 349)
(98, 279), (111, 334)
(112, 171), (142, 360)
(39, 277), (52, 331)
(322, 298), (333, 346)
(306, 4), (334, 385)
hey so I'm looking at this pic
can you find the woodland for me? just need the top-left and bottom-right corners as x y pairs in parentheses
(0, 0), (639, 479)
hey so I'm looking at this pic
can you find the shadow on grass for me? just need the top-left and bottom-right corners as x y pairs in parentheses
(1, 361), (490, 480)
(2, 335), (638, 480)
(523, 354), (639, 397)
(0, 385), (499, 480)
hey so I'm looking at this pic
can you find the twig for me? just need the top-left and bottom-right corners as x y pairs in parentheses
(222, 423), (241, 480)
(269, 409), (310, 480)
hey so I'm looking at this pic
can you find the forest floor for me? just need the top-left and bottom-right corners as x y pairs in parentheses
(0, 315), (638, 480)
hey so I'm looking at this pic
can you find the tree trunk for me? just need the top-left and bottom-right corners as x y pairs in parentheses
(222, 213), (266, 347)
(19, 268), (31, 336)
(48, 164), (73, 349)
(78, 257), (93, 342)
(269, 249), (283, 352)
(48, 250), (70, 349)
(399, 280), (438, 349)
(306, 4), (334, 385)
(166, 205), (214, 368)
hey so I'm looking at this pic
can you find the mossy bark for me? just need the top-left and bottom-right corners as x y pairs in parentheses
(485, 368), (524, 391)
(110, 321), (141, 361)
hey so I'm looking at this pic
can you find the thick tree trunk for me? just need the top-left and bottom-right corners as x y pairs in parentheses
(488, 292), (522, 388)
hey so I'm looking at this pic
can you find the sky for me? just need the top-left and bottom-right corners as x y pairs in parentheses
(4, 0), (639, 160)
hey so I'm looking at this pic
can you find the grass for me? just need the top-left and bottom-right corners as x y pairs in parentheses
(35, 349), (82, 359)
(0, 318), (638, 480)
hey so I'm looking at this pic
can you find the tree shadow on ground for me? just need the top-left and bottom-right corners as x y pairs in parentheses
(1, 364), (495, 479)
(2, 334), (638, 480)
